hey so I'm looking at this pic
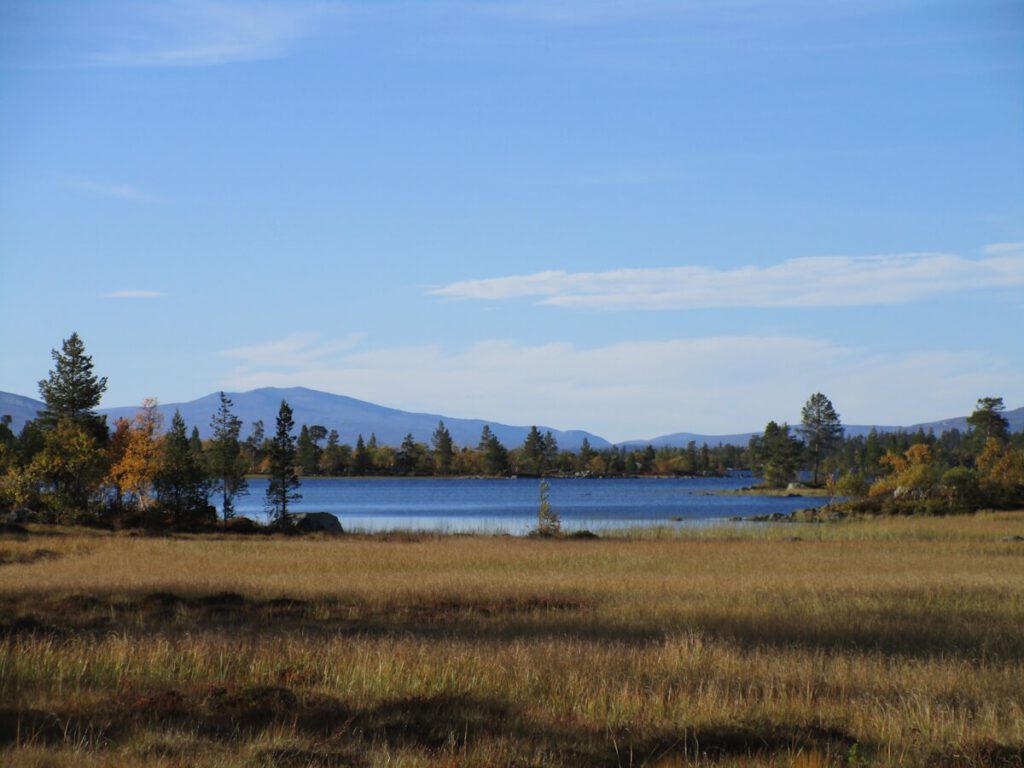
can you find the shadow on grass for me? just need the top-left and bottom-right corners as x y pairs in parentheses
(4, 686), (1023, 765)
(0, 687), (864, 765)
(3, 588), (1023, 661)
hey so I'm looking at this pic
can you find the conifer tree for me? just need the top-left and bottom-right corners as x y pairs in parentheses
(208, 392), (247, 520)
(156, 410), (210, 529)
(37, 332), (108, 440)
(265, 401), (301, 524)
(521, 426), (545, 475)
(432, 420), (454, 475)
(577, 437), (594, 472)
(478, 425), (509, 476)
(967, 397), (1009, 443)
(799, 393), (843, 486)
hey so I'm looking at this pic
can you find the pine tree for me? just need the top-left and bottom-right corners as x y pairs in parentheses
(265, 401), (301, 525)
(478, 425), (509, 476)
(155, 410), (210, 529)
(188, 427), (203, 458)
(521, 426), (545, 475)
(352, 434), (371, 475)
(432, 420), (454, 475)
(396, 433), (425, 475)
(756, 421), (802, 488)
(208, 392), (247, 521)
(577, 437), (594, 473)
(967, 397), (1009, 443)
(799, 393), (844, 486)
(37, 332), (108, 440)
(542, 431), (559, 473)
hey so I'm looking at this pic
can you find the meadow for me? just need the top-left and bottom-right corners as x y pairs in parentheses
(1, 513), (1023, 767)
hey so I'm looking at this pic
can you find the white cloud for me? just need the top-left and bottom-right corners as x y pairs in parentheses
(105, 290), (165, 298)
(89, 1), (343, 67)
(219, 333), (1023, 442)
(430, 245), (1024, 310)
(222, 332), (364, 370)
(65, 177), (152, 201)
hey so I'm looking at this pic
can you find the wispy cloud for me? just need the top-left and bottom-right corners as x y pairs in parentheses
(431, 245), (1024, 310)
(105, 290), (165, 298)
(220, 333), (1023, 441)
(222, 332), (364, 370)
(89, 1), (343, 68)
(65, 177), (153, 201)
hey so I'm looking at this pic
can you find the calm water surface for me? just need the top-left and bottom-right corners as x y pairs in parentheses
(228, 475), (828, 534)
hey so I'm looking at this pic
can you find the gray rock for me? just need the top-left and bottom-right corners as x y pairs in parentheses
(1001, 535), (1024, 543)
(292, 512), (344, 534)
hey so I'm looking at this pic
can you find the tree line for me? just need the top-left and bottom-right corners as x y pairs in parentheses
(747, 393), (1024, 513)
(1, 333), (1021, 528)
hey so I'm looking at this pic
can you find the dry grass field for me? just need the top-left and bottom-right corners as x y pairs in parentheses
(2, 512), (1023, 767)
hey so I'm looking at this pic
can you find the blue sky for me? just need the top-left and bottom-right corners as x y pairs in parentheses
(1, 0), (1022, 442)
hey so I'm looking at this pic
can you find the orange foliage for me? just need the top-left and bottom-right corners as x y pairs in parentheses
(107, 399), (164, 509)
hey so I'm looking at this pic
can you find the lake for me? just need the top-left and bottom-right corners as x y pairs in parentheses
(227, 475), (829, 534)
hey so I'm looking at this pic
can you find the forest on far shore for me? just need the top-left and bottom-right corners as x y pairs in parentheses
(2, 333), (1022, 530)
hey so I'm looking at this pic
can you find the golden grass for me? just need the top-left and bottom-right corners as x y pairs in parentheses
(1, 512), (1023, 766)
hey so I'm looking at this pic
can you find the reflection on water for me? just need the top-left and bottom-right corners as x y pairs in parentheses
(226, 475), (828, 535)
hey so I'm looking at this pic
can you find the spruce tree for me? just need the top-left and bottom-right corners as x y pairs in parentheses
(577, 437), (594, 473)
(208, 392), (247, 521)
(478, 426), (509, 476)
(432, 420), (454, 475)
(37, 332), (108, 439)
(265, 400), (301, 524)
(352, 434), (371, 475)
(521, 426), (545, 475)
(156, 410), (210, 529)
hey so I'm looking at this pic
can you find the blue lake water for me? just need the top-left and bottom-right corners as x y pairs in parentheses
(227, 475), (829, 534)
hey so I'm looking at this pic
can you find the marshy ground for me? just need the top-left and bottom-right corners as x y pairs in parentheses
(1, 513), (1023, 766)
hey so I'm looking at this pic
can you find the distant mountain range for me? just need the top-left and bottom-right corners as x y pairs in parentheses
(618, 410), (1024, 447)
(0, 388), (609, 452)
(1, 387), (1020, 450)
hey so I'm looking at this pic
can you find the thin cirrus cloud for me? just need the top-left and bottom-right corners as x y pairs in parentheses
(222, 332), (365, 370)
(430, 244), (1024, 310)
(104, 290), (165, 298)
(64, 177), (152, 201)
(219, 333), (1022, 441)
(87, 1), (343, 68)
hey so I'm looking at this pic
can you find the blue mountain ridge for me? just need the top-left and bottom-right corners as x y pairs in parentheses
(97, 387), (610, 452)
(1, 388), (1020, 449)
